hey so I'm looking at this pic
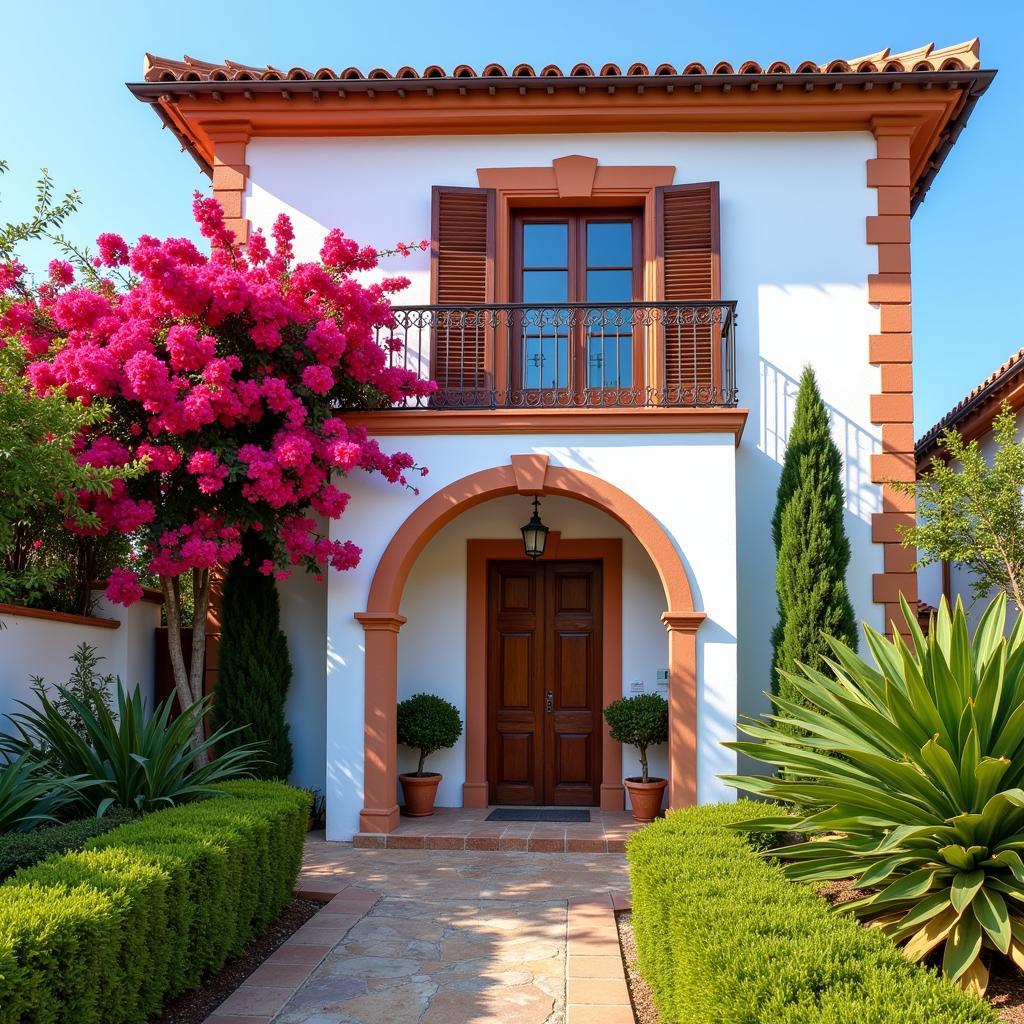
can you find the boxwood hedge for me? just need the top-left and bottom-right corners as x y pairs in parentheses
(627, 801), (999, 1024)
(0, 780), (310, 1024)
(0, 809), (136, 882)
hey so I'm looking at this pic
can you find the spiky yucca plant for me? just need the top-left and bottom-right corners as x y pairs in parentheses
(726, 593), (1024, 996)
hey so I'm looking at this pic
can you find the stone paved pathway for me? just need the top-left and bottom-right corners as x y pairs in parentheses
(272, 842), (630, 1024)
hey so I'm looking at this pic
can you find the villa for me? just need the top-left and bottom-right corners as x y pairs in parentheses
(131, 41), (993, 839)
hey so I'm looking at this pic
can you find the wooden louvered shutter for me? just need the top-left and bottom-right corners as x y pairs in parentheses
(656, 182), (721, 402)
(430, 185), (495, 398)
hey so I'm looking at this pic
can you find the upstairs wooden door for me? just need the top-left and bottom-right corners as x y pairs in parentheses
(487, 560), (602, 805)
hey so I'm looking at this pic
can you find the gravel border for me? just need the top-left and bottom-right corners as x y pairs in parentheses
(616, 909), (658, 1024)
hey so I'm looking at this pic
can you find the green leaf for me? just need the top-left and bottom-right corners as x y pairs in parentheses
(896, 890), (952, 932)
(941, 910), (983, 983)
(939, 845), (986, 871)
(919, 736), (967, 806)
(990, 850), (1024, 883)
(974, 886), (1012, 953)
(871, 868), (937, 905)
(857, 854), (928, 888)
(951, 870), (986, 913)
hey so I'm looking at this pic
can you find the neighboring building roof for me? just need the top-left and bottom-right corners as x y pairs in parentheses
(130, 40), (993, 213)
(916, 348), (1024, 466)
(141, 40), (983, 84)
(917, 600), (938, 632)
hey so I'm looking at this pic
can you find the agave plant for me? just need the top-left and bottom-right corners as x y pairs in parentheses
(2, 680), (263, 815)
(0, 753), (87, 832)
(726, 593), (1024, 995)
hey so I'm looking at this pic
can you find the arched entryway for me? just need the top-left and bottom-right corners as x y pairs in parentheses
(355, 453), (705, 833)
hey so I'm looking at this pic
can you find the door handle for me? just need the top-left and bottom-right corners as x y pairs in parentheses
(545, 690), (554, 713)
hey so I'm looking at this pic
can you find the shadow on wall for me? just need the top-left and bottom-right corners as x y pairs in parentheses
(326, 637), (363, 831)
(732, 360), (881, 776)
(759, 358), (880, 525)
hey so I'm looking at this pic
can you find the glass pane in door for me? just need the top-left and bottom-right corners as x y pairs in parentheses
(585, 221), (633, 390)
(521, 222), (570, 391)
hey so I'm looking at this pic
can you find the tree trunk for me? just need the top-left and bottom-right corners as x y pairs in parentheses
(638, 743), (649, 784)
(161, 569), (212, 765)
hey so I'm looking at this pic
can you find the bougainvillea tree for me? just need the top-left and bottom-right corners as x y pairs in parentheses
(2, 192), (432, 760)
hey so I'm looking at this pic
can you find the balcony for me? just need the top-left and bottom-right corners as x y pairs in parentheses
(371, 301), (738, 410)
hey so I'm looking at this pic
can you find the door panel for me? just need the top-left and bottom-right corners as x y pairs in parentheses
(544, 563), (602, 805)
(500, 633), (533, 708)
(488, 560), (602, 806)
(488, 563), (545, 804)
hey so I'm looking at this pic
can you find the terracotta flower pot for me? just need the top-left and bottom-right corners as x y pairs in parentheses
(624, 777), (667, 823)
(400, 772), (443, 816)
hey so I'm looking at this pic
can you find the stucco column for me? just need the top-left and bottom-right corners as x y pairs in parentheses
(354, 611), (406, 833)
(661, 611), (706, 809)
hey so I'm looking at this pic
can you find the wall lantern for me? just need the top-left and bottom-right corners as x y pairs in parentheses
(520, 496), (549, 560)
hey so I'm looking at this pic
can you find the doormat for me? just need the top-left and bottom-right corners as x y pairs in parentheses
(485, 808), (591, 823)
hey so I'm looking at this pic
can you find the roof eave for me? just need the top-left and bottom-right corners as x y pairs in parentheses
(128, 67), (995, 211)
(916, 357), (1024, 464)
(128, 67), (995, 99)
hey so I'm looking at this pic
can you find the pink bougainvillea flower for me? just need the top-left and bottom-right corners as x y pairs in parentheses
(105, 566), (144, 606)
(47, 260), (75, 287)
(96, 232), (130, 267)
(5, 192), (433, 605)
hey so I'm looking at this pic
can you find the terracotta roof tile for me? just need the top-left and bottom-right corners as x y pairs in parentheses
(141, 40), (982, 85)
(916, 347), (1024, 458)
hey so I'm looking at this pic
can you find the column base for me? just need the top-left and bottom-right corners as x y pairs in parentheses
(600, 784), (625, 812)
(462, 781), (489, 808)
(359, 804), (401, 833)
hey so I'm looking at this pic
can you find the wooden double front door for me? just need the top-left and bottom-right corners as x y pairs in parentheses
(487, 560), (603, 806)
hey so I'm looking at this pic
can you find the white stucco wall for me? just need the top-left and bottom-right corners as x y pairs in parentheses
(0, 596), (160, 727)
(277, 565), (328, 792)
(245, 130), (884, 833)
(324, 433), (737, 838)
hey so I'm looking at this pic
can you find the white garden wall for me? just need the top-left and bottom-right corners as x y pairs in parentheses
(0, 596), (161, 728)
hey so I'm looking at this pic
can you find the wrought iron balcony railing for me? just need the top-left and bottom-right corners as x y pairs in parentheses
(372, 300), (737, 410)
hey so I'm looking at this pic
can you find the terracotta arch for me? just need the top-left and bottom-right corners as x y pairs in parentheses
(355, 454), (705, 833)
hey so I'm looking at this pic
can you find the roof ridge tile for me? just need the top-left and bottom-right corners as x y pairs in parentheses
(140, 42), (983, 84)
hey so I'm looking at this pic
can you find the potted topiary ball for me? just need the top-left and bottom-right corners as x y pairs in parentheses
(396, 692), (463, 816)
(603, 693), (669, 822)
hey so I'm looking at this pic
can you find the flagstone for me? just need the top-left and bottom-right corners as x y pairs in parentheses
(264, 844), (629, 1024)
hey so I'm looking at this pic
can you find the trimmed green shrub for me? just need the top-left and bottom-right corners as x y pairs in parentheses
(628, 801), (998, 1024)
(0, 780), (310, 1024)
(212, 533), (294, 779)
(771, 365), (857, 719)
(0, 809), (134, 880)
(397, 693), (463, 775)
(603, 693), (668, 782)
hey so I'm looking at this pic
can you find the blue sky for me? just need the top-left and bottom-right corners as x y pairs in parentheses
(2, 0), (1020, 433)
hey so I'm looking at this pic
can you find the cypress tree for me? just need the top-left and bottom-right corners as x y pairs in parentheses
(771, 367), (858, 719)
(212, 532), (294, 779)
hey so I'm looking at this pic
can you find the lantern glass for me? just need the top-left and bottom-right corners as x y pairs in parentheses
(520, 497), (549, 559)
